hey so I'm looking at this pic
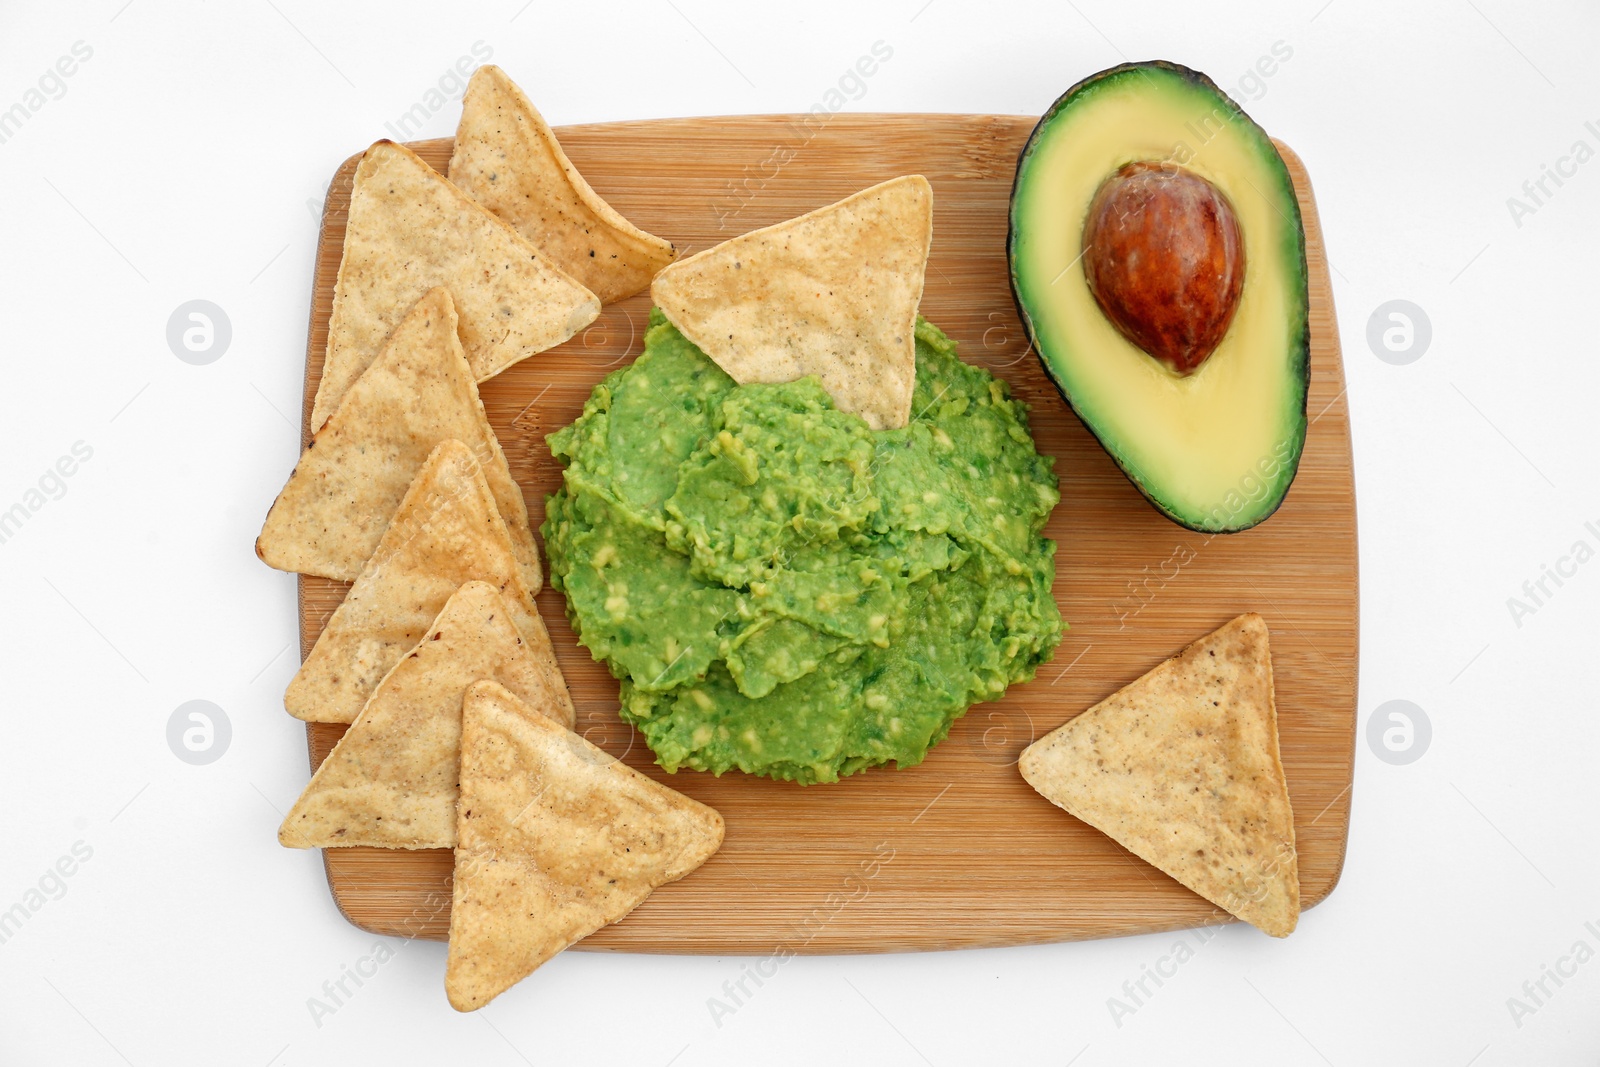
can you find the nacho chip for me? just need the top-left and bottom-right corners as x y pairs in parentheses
(649, 175), (933, 430)
(278, 581), (574, 850)
(448, 65), (676, 304)
(257, 288), (541, 593)
(311, 139), (599, 427)
(1018, 613), (1300, 937)
(282, 440), (549, 724)
(445, 680), (724, 1011)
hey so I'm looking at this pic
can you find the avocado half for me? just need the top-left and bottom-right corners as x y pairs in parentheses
(1009, 61), (1309, 533)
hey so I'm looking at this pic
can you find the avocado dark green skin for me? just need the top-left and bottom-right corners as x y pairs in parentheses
(1007, 60), (1310, 534)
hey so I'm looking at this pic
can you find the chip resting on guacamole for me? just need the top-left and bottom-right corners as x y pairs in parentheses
(650, 175), (932, 431)
(543, 311), (1063, 784)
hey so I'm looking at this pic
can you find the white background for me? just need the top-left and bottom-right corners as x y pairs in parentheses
(1, 0), (1596, 1063)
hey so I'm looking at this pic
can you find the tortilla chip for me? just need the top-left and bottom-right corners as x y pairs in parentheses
(283, 440), (551, 724)
(311, 139), (599, 427)
(257, 288), (541, 593)
(445, 680), (724, 1011)
(278, 582), (574, 850)
(448, 65), (675, 304)
(649, 175), (932, 430)
(1018, 613), (1300, 937)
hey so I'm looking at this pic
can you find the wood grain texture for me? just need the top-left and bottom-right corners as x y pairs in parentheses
(292, 115), (1356, 953)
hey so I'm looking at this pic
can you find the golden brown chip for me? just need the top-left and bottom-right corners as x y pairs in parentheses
(282, 440), (550, 724)
(1018, 613), (1300, 937)
(649, 175), (932, 430)
(257, 288), (541, 593)
(278, 581), (574, 850)
(312, 139), (599, 427)
(448, 65), (675, 304)
(445, 680), (724, 1011)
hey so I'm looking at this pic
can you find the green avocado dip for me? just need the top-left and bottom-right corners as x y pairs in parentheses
(543, 310), (1063, 784)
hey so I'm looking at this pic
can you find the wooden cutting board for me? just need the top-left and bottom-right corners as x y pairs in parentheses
(295, 114), (1356, 952)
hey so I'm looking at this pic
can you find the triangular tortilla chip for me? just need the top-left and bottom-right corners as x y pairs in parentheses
(649, 175), (932, 430)
(445, 680), (724, 1011)
(278, 581), (574, 850)
(282, 440), (549, 724)
(257, 288), (541, 593)
(448, 65), (676, 304)
(311, 139), (599, 427)
(1018, 613), (1300, 937)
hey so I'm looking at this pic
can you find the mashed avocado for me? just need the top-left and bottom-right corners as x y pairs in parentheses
(544, 310), (1063, 784)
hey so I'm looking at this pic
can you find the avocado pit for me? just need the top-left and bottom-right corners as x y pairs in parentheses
(1081, 161), (1245, 375)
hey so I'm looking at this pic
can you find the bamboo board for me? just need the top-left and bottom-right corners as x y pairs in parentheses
(295, 115), (1356, 952)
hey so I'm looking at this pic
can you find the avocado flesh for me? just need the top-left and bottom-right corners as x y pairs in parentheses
(1010, 62), (1309, 532)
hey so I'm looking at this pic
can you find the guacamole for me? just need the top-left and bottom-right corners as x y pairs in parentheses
(543, 310), (1063, 784)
